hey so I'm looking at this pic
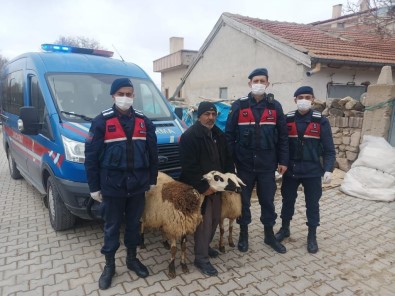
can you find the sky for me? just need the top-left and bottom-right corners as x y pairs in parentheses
(0, 0), (352, 85)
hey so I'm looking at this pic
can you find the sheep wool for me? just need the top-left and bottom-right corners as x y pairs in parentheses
(219, 191), (242, 253)
(162, 182), (200, 216)
(141, 172), (205, 278)
(142, 170), (244, 278)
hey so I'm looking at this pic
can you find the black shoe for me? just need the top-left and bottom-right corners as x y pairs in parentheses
(127, 258), (149, 278)
(238, 225), (249, 252)
(194, 261), (218, 276)
(208, 247), (219, 258)
(307, 227), (318, 254)
(275, 227), (290, 242)
(264, 237), (287, 253)
(307, 238), (318, 253)
(99, 257), (115, 290)
(264, 226), (286, 254)
(238, 239), (249, 252)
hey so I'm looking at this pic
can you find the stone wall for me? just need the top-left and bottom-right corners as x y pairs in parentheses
(314, 66), (395, 172)
(361, 66), (395, 141)
(317, 96), (364, 172)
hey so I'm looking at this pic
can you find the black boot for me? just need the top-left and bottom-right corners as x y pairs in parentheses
(237, 225), (249, 252)
(307, 226), (318, 254)
(264, 226), (286, 253)
(99, 255), (115, 290)
(126, 248), (149, 278)
(208, 247), (219, 258)
(275, 221), (290, 242)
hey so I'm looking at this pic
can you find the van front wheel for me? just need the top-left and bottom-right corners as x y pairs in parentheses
(47, 176), (76, 231)
(7, 150), (22, 180)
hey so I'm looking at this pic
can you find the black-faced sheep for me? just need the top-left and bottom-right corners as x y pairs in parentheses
(141, 170), (244, 278)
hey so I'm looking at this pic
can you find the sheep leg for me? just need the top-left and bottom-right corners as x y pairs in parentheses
(219, 218), (226, 253)
(228, 218), (235, 247)
(180, 235), (189, 274)
(168, 239), (177, 279)
(140, 221), (146, 249)
(162, 232), (171, 250)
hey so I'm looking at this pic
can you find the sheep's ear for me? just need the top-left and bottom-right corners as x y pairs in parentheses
(224, 178), (237, 192)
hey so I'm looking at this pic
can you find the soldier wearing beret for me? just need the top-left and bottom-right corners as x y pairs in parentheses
(84, 78), (158, 289)
(225, 68), (289, 254)
(275, 86), (335, 253)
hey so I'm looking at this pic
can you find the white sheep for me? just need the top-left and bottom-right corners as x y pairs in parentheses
(219, 191), (242, 253)
(141, 170), (244, 278)
(218, 172), (281, 253)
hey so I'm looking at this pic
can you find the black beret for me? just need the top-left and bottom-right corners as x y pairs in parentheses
(294, 86), (314, 97)
(197, 101), (217, 118)
(248, 68), (268, 79)
(110, 78), (134, 95)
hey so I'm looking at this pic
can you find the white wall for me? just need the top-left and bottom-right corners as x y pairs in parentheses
(183, 24), (303, 111)
(161, 68), (187, 98)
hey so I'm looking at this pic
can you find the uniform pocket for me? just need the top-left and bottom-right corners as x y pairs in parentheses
(100, 169), (125, 191)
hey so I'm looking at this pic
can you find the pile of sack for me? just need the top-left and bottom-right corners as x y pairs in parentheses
(340, 135), (395, 202)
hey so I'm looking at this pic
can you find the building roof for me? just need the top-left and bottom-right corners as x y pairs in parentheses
(225, 12), (395, 66)
(171, 12), (395, 98)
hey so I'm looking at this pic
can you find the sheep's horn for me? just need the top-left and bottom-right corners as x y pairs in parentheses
(235, 176), (246, 187)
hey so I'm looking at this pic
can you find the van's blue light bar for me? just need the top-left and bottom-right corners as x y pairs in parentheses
(41, 43), (114, 57)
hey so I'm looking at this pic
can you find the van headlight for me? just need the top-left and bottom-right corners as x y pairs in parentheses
(62, 135), (85, 163)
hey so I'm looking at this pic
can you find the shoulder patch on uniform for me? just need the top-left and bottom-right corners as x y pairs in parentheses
(134, 109), (145, 118)
(286, 111), (296, 122)
(312, 111), (322, 118)
(102, 108), (115, 118)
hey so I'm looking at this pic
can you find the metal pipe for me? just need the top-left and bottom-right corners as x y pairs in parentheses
(306, 63), (321, 77)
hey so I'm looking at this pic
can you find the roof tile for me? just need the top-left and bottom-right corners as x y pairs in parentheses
(225, 13), (395, 65)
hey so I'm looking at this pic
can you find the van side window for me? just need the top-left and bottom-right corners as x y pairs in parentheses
(30, 76), (51, 139)
(1, 70), (24, 115)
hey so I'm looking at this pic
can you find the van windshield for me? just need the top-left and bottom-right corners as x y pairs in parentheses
(46, 74), (173, 121)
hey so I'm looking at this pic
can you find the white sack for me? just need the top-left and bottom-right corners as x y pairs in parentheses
(352, 135), (395, 175)
(340, 167), (395, 201)
(340, 135), (395, 202)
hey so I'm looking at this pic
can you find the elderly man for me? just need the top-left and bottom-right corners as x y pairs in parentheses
(179, 101), (235, 276)
(275, 86), (335, 253)
(225, 68), (289, 254)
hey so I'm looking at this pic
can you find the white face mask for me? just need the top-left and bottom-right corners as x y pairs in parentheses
(251, 83), (266, 95)
(114, 96), (133, 111)
(296, 99), (312, 112)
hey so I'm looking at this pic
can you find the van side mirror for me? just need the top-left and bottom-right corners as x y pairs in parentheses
(174, 107), (183, 120)
(18, 107), (41, 135)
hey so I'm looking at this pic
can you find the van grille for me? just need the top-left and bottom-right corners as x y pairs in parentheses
(155, 123), (174, 127)
(158, 143), (181, 179)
